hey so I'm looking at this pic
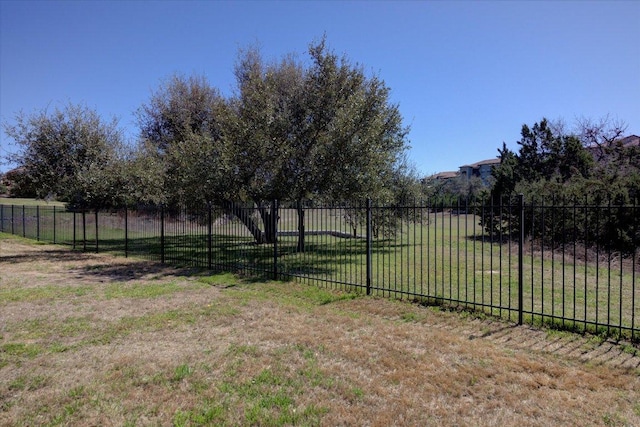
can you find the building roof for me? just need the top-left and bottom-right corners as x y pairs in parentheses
(585, 134), (640, 158)
(618, 135), (640, 147)
(459, 158), (501, 169)
(432, 171), (458, 179)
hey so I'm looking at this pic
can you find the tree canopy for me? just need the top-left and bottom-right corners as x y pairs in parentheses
(3, 103), (127, 210)
(133, 39), (411, 244)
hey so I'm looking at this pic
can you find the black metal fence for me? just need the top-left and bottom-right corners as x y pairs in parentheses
(1, 198), (638, 341)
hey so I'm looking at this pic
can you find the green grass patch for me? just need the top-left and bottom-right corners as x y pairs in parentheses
(8, 374), (48, 391)
(2, 298), (242, 360)
(197, 272), (241, 287)
(172, 364), (194, 382)
(173, 403), (226, 427)
(170, 342), (333, 426)
(219, 346), (333, 426)
(86, 303), (241, 346)
(1, 342), (43, 367)
(0, 285), (92, 303)
(103, 281), (184, 299)
(0, 198), (65, 207)
(1, 342), (42, 358)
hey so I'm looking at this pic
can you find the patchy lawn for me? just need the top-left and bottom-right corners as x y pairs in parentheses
(1, 233), (639, 426)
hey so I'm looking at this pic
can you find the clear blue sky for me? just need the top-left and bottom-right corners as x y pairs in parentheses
(1, 0), (639, 176)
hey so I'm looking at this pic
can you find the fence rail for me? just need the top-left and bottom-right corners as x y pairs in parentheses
(1, 198), (638, 341)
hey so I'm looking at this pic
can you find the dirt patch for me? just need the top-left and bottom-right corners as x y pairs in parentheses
(1, 236), (639, 426)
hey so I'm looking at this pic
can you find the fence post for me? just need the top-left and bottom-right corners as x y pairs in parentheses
(73, 211), (76, 249)
(0, 204), (4, 232)
(124, 207), (128, 258)
(22, 205), (26, 237)
(272, 200), (279, 280)
(366, 199), (372, 296)
(518, 194), (524, 325)
(207, 202), (212, 270)
(53, 206), (56, 244)
(36, 205), (40, 241)
(95, 211), (99, 253)
(160, 205), (165, 264)
(82, 211), (87, 252)
(11, 205), (15, 235)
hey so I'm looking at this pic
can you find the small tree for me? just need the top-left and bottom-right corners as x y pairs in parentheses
(576, 114), (628, 162)
(483, 117), (638, 253)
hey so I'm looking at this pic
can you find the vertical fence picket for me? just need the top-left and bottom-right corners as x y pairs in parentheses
(82, 211), (87, 252)
(124, 207), (128, 258)
(161, 205), (165, 264)
(584, 195), (589, 331)
(518, 194), (524, 326)
(366, 199), (372, 296)
(272, 200), (279, 280)
(53, 206), (56, 244)
(73, 211), (77, 249)
(95, 211), (99, 253)
(207, 202), (212, 270)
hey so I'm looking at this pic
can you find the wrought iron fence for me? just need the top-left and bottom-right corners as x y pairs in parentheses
(1, 197), (638, 341)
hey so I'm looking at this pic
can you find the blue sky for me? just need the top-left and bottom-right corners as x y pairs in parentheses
(1, 0), (639, 176)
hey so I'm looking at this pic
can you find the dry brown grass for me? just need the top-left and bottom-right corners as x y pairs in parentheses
(1, 234), (640, 426)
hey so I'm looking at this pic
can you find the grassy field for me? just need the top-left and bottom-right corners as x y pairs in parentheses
(1, 203), (638, 339)
(0, 197), (65, 207)
(1, 233), (640, 426)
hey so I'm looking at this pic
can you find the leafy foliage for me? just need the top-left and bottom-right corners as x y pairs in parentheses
(133, 38), (410, 244)
(136, 74), (231, 208)
(3, 103), (127, 210)
(482, 117), (639, 254)
(5, 39), (411, 244)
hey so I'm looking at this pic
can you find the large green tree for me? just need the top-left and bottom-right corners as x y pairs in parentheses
(3, 103), (127, 210)
(137, 39), (411, 246)
(136, 73), (272, 241)
(228, 39), (410, 247)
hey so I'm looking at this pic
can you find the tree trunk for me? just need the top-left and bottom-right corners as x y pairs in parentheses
(221, 200), (265, 244)
(257, 203), (278, 244)
(296, 201), (305, 252)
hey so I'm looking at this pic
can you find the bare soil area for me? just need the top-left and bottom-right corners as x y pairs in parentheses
(1, 234), (639, 426)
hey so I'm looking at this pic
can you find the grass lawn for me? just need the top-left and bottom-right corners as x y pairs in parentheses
(0, 197), (65, 207)
(1, 234), (640, 426)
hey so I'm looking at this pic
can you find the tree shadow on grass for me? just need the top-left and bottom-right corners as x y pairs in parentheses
(73, 260), (206, 282)
(2, 232), (413, 286)
(0, 248), (95, 264)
